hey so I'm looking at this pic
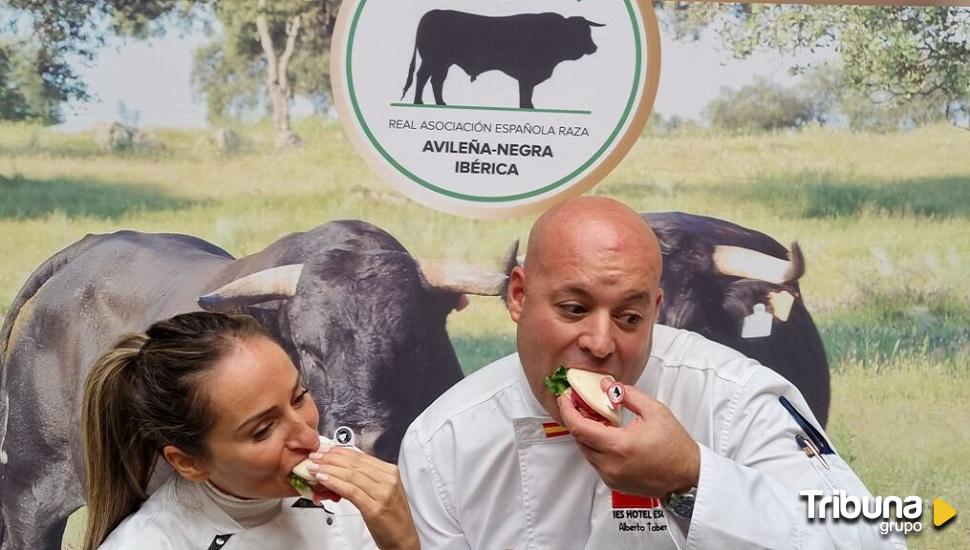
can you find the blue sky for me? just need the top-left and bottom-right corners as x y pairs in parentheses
(56, 23), (832, 131)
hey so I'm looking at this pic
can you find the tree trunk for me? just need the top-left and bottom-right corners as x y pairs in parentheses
(256, 2), (304, 151)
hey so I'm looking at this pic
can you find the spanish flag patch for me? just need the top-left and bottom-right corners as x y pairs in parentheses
(542, 422), (570, 438)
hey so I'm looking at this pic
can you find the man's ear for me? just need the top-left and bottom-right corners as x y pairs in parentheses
(163, 445), (209, 483)
(507, 266), (526, 323)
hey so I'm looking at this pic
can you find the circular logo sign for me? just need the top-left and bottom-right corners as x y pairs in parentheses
(332, 0), (660, 218)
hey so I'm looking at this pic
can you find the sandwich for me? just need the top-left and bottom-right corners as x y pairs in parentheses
(543, 366), (621, 426)
(289, 435), (336, 499)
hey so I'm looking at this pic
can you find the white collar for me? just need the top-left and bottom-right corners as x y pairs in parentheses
(201, 480), (283, 529)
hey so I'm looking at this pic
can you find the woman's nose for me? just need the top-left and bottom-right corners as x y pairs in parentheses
(286, 416), (321, 451)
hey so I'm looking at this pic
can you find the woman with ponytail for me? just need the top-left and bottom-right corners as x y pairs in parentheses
(82, 312), (418, 550)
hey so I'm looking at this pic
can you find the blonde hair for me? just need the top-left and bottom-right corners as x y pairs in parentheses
(81, 312), (271, 549)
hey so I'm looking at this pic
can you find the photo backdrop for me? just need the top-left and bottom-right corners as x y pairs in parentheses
(0, 2), (966, 548)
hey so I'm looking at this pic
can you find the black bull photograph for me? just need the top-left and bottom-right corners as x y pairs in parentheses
(401, 10), (604, 109)
(0, 213), (828, 549)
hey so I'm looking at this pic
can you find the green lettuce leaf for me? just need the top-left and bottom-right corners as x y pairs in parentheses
(289, 474), (309, 491)
(543, 366), (570, 396)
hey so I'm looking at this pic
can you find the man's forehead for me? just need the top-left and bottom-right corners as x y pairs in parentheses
(531, 242), (654, 290)
(540, 264), (655, 293)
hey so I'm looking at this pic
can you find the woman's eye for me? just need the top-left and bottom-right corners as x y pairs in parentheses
(253, 423), (274, 441)
(293, 389), (309, 407)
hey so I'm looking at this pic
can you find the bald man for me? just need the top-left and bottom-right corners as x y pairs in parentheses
(398, 197), (901, 549)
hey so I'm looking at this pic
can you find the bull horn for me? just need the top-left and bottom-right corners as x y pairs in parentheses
(712, 242), (804, 285)
(585, 18), (606, 27)
(418, 262), (505, 295)
(418, 240), (518, 296)
(198, 264), (304, 312)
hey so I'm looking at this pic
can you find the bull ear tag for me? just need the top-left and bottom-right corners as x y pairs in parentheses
(741, 304), (773, 339)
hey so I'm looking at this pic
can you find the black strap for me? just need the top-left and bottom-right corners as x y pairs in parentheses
(207, 534), (233, 550)
(779, 396), (833, 455)
(292, 498), (336, 525)
(292, 498), (334, 513)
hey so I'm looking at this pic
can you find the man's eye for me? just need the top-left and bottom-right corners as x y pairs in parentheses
(559, 304), (586, 316)
(620, 313), (643, 326)
(293, 389), (309, 407)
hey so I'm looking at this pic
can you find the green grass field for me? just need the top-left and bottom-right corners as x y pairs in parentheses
(1, 120), (967, 548)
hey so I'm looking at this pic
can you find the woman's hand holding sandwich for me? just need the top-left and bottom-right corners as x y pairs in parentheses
(305, 448), (420, 550)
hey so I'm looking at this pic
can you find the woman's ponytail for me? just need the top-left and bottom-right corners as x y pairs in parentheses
(81, 334), (155, 550)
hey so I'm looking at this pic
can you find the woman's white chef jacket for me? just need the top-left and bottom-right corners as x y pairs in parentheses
(100, 475), (378, 549)
(399, 325), (906, 550)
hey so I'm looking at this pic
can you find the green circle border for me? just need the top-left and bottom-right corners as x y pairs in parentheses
(345, 1), (644, 203)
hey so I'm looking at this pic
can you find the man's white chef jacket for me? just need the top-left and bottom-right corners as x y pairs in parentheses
(398, 324), (905, 549)
(101, 475), (377, 549)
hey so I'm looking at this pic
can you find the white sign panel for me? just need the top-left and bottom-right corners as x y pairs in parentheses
(332, 0), (660, 218)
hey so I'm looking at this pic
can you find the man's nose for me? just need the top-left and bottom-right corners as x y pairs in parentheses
(577, 312), (615, 359)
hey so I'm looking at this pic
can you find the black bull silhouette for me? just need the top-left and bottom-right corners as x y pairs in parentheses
(402, 10), (604, 109)
(0, 215), (829, 548)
